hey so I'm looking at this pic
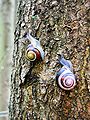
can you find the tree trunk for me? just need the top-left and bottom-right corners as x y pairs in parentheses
(9, 0), (90, 119)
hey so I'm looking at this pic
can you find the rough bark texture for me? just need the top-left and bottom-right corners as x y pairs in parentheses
(9, 0), (90, 120)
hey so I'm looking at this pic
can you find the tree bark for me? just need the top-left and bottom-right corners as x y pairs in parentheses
(9, 0), (90, 120)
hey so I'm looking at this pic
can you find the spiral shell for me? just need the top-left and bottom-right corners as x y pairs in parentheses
(25, 44), (41, 61)
(24, 33), (44, 60)
(56, 55), (76, 90)
(57, 66), (76, 90)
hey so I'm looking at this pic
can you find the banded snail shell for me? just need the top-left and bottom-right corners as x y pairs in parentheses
(56, 66), (76, 90)
(58, 75), (76, 90)
(25, 44), (41, 61)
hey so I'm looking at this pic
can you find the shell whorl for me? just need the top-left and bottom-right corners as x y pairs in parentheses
(25, 44), (41, 61)
(56, 55), (76, 90)
(25, 33), (44, 60)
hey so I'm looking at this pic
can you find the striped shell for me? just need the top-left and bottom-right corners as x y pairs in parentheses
(25, 44), (41, 61)
(56, 55), (76, 90)
(57, 66), (76, 90)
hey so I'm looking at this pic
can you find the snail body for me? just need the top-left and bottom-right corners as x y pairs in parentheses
(56, 55), (76, 90)
(25, 33), (44, 61)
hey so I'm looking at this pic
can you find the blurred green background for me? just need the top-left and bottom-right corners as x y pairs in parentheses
(0, 0), (16, 119)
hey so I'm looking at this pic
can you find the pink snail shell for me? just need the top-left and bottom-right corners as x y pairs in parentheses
(58, 75), (76, 90)
(56, 55), (76, 90)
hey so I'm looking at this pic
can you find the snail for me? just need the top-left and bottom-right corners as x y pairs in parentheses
(56, 55), (76, 90)
(24, 33), (44, 61)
